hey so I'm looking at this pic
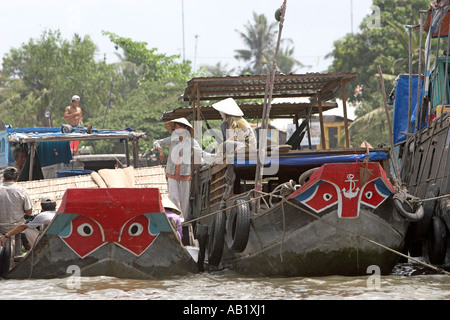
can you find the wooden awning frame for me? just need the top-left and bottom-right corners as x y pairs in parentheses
(162, 101), (338, 121)
(180, 72), (357, 149)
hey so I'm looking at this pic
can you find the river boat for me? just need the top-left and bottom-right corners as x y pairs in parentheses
(162, 72), (414, 276)
(390, 0), (450, 269)
(0, 125), (197, 279)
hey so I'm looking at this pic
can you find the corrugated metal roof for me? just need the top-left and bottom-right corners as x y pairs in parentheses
(181, 72), (357, 102)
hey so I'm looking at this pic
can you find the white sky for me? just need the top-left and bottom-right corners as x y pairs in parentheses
(0, 0), (375, 73)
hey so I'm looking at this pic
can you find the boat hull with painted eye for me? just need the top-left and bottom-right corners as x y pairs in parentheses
(2, 188), (197, 279)
(215, 162), (410, 276)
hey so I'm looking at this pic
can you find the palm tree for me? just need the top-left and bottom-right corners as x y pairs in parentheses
(277, 40), (310, 74)
(204, 62), (235, 77)
(234, 12), (279, 74)
(235, 12), (305, 75)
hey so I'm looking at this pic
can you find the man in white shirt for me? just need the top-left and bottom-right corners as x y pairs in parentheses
(0, 167), (33, 236)
(1, 194), (57, 249)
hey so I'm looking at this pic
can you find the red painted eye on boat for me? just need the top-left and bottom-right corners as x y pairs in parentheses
(77, 223), (94, 237)
(323, 193), (333, 201)
(128, 223), (144, 236)
(365, 191), (373, 199)
(117, 215), (158, 256)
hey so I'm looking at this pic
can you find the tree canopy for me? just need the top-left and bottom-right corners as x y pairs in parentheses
(327, 0), (430, 146)
(0, 2), (436, 156)
(234, 12), (304, 75)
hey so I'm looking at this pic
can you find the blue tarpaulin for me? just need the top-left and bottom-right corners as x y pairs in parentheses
(234, 151), (388, 167)
(392, 75), (424, 145)
(37, 141), (73, 167)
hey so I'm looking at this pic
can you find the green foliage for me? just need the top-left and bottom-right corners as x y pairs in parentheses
(234, 12), (304, 75)
(327, 0), (429, 147)
(1, 29), (116, 128)
(102, 31), (191, 83)
(0, 29), (193, 156)
(327, 0), (429, 105)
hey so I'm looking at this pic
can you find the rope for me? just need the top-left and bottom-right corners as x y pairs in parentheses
(420, 193), (450, 202)
(180, 189), (259, 226)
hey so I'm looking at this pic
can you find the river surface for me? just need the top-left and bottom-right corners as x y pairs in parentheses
(0, 262), (449, 301)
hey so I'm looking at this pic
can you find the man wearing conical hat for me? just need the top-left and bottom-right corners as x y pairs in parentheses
(153, 118), (215, 243)
(162, 198), (183, 240)
(212, 98), (257, 156)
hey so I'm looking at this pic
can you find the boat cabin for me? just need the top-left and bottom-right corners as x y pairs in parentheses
(2, 126), (146, 181)
(163, 73), (392, 217)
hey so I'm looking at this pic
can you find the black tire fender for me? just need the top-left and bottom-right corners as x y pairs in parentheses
(195, 224), (208, 272)
(0, 238), (12, 276)
(226, 198), (251, 253)
(416, 184), (440, 238)
(428, 216), (447, 265)
(207, 211), (226, 266)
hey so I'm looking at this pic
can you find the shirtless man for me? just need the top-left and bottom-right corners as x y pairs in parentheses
(64, 95), (83, 126)
(64, 95), (83, 155)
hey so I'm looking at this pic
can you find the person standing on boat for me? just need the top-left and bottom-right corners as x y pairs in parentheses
(12, 146), (27, 173)
(64, 95), (83, 126)
(0, 167), (33, 248)
(64, 95), (83, 156)
(0, 195), (57, 249)
(153, 118), (215, 240)
(212, 98), (257, 160)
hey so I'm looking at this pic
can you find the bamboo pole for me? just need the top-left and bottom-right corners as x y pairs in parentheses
(254, 1), (287, 203)
(377, 65), (401, 183)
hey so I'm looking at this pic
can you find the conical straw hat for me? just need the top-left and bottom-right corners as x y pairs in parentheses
(212, 98), (244, 117)
(164, 117), (194, 135)
(162, 198), (181, 215)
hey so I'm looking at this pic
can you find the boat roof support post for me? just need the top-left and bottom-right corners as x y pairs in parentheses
(340, 79), (350, 148)
(317, 93), (326, 150)
(28, 143), (36, 181)
(125, 139), (130, 167)
(132, 138), (139, 168)
(195, 84), (201, 145)
(307, 121), (312, 149)
(192, 84), (201, 196)
(428, 18), (443, 128)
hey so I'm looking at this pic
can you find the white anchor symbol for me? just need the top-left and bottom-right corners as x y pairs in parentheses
(342, 174), (360, 199)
